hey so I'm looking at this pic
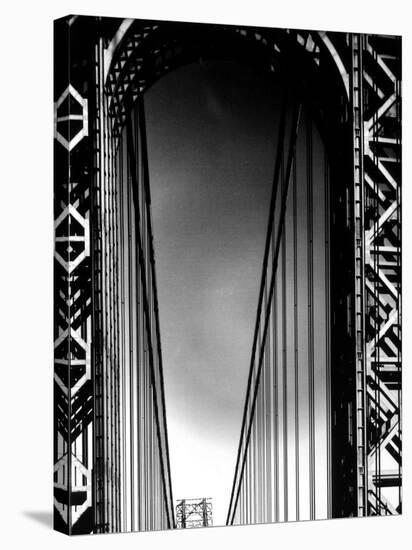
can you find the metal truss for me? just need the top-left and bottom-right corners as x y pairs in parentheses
(54, 16), (175, 535)
(225, 29), (401, 523)
(97, 39), (175, 536)
(54, 16), (401, 534)
(176, 499), (213, 528)
(54, 18), (94, 534)
(103, 21), (349, 141)
(356, 34), (402, 516)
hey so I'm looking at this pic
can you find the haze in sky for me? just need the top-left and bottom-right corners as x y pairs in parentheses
(145, 59), (279, 525)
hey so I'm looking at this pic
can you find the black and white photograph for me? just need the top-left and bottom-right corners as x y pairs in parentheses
(53, 13), (402, 535)
(3, 3), (409, 550)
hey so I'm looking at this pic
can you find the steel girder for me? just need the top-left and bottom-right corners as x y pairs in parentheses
(54, 16), (402, 534)
(54, 17), (94, 534)
(356, 34), (401, 516)
(54, 16), (176, 535)
(348, 33), (401, 517)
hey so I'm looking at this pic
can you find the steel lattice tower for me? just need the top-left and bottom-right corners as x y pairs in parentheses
(176, 499), (213, 528)
(227, 32), (401, 524)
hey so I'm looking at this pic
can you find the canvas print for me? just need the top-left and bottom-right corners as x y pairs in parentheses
(53, 15), (402, 535)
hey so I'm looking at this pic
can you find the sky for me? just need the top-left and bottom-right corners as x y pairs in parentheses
(145, 59), (280, 525)
(144, 56), (331, 526)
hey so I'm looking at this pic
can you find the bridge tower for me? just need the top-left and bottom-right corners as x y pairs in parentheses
(176, 498), (213, 529)
(54, 15), (401, 534)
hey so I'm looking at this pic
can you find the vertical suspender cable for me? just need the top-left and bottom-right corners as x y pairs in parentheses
(127, 97), (174, 530)
(307, 112), (316, 520)
(134, 106), (143, 531)
(273, 267), (279, 522)
(281, 144), (288, 522)
(245, 404), (249, 523)
(256, 331), (261, 522)
(227, 101), (302, 525)
(226, 92), (289, 525)
(139, 95), (175, 527)
(107, 82), (115, 532)
(252, 392), (257, 523)
(109, 106), (116, 530)
(118, 130), (128, 531)
(293, 150), (300, 521)
(266, 281), (272, 523)
(325, 148), (332, 517)
(106, 98), (114, 529)
(105, 87), (112, 531)
(114, 110), (122, 532)
(126, 119), (135, 531)
(264, 280), (272, 523)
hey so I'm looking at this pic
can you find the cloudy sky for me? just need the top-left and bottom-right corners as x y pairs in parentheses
(145, 59), (280, 525)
